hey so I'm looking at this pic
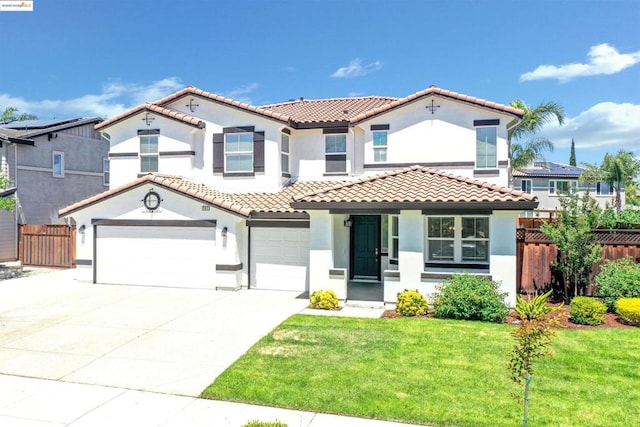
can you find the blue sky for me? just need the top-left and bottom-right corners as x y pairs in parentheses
(1, 0), (638, 166)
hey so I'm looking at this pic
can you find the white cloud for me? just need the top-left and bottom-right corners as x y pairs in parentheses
(0, 77), (185, 119)
(521, 43), (640, 82)
(535, 102), (640, 154)
(331, 59), (382, 78)
(221, 83), (259, 104)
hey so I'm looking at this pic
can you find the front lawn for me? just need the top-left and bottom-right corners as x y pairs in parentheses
(201, 315), (640, 427)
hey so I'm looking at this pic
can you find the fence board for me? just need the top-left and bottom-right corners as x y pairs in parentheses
(18, 225), (75, 268)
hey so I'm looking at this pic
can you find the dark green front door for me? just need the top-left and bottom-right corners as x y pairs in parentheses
(351, 215), (380, 279)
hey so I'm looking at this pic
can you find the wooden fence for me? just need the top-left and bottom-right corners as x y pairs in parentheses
(19, 224), (76, 268)
(517, 227), (640, 295)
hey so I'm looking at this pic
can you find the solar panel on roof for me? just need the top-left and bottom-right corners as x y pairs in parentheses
(0, 118), (77, 129)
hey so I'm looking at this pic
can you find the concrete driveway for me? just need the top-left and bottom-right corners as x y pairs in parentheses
(0, 268), (309, 397)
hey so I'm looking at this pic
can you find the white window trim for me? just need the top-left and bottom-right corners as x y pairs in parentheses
(596, 181), (614, 196)
(372, 131), (388, 163)
(390, 215), (399, 261)
(281, 132), (290, 174)
(425, 216), (490, 265)
(549, 179), (577, 196)
(103, 158), (110, 186)
(52, 151), (64, 178)
(475, 126), (497, 169)
(224, 131), (254, 173)
(521, 179), (532, 194)
(139, 135), (159, 173)
(325, 134), (347, 174)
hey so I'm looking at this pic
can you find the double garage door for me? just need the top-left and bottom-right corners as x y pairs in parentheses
(95, 224), (216, 289)
(251, 227), (309, 292)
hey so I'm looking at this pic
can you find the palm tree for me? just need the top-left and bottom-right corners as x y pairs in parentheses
(1, 106), (37, 124)
(582, 150), (640, 214)
(507, 99), (566, 170)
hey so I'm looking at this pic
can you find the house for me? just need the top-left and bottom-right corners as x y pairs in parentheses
(513, 161), (620, 216)
(0, 118), (108, 261)
(59, 86), (538, 306)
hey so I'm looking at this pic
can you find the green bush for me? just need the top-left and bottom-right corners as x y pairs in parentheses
(569, 296), (606, 325)
(242, 421), (288, 427)
(595, 257), (640, 311)
(616, 298), (640, 326)
(432, 274), (508, 323)
(309, 289), (339, 310)
(396, 289), (428, 317)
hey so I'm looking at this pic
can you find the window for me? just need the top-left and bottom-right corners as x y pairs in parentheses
(52, 151), (64, 177)
(426, 216), (489, 264)
(390, 215), (399, 261)
(103, 158), (110, 186)
(549, 180), (577, 195)
(381, 215), (389, 253)
(325, 134), (347, 173)
(475, 127), (497, 168)
(373, 131), (387, 162)
(597, 182), (614, 196)
(281, 132), (290, 175)
(521, 179), (532, 194)
(140, 135), (158, 172)
(225, 132), (254, 173)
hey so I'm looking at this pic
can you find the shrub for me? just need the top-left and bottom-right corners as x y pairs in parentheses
(432, 274), (508, 323)
(309, 290), (339, 310)
(569, 297), (606, 325)
(242, 421), (288, 427)
(396, 289), (428, 317)
(595, 257), (640, 311)
(515, 290), (560, 321)
(616, 298), (640, 326)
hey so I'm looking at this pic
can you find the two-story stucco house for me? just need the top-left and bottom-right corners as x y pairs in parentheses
(0, 118), (108, 261)
(513, 161), (621, 216)
(60, 86), (538, 306)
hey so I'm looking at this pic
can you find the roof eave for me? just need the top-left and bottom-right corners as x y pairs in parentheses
(290, 200), (539, 211)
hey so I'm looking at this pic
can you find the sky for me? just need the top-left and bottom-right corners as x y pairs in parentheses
(0, 0), (638, 166)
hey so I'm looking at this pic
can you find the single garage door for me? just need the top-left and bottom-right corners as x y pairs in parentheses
(96, 223), (216, 288)
(251, 227), (309, 291)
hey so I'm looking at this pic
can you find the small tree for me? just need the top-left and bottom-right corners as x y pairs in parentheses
(569, 139), (576, 166)
(540, 192), (602, 303)
(508, 291), (564, 427)
(0, 172), (15, 212)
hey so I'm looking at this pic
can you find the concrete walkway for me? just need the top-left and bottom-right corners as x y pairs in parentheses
(0, 268), (421, 426)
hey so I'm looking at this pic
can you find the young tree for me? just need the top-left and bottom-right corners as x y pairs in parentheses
(0, 172), (16, 212)
(1, 106), (37, 124)
(508, 99), (566, 171)
(569, 139), (576, 166)
(540, 192), (603, 303)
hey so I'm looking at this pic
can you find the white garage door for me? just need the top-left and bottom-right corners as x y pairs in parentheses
(251, 228), (309, 291)
(0, 210), (17, 262)
(96, 225), (216, 288)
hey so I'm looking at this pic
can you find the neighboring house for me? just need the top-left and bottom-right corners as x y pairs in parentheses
(0, 118), (108, 261)
(59, 86), (538, 306)
(513, 161), (620, 216)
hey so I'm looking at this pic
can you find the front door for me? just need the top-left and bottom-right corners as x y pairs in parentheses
(351, 215), (380, 279)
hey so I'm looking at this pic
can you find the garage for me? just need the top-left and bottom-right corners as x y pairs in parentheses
(251, 227), (309, 292)
(95, 220), (217, 288)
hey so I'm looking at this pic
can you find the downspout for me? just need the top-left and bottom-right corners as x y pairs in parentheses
(247, 218), (251, 289)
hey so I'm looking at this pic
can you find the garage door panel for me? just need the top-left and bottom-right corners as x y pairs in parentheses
(96, 226), (216, 288)
(251, 228), (309, 292)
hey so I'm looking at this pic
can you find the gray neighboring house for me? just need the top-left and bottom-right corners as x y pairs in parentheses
(513, 161), (620, 216)
(0, 118), (108, 261)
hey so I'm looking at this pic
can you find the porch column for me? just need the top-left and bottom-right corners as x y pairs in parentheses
(398, 210), (424, 290)
(309, 210), (334, 295)
(490, 211), (518, 307)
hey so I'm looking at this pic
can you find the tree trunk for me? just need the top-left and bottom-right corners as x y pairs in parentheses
(523, 374), (531, 427)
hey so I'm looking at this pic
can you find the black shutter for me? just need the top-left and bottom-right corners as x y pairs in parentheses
(254, 131), (265, 173)
(213, 133), (224, 173)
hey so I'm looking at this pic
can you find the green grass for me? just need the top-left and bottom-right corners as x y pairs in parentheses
(202, 315), (640, 427)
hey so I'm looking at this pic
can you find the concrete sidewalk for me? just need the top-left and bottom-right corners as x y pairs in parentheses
(0, 375), (421, 427)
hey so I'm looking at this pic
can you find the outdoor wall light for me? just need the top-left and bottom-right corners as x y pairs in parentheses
(221, 226), (228, 237)
(344, 217), (352, 228)
(78, 225), (85, 234)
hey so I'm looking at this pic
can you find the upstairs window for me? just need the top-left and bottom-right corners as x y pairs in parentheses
(281, 132), (290, 175)
(225, 132), (254, 173)
(373, 131), (388, 162)
(103, 158), (110, 186)
(325, 134), (347, 173)
(475, 127), (497, 168)
(549, 180), (577, 195)
(596, 182), (614, 196)
(521, 179), (532, 194)
(52, 151), (64, 177)
(140, 134), (159, 173)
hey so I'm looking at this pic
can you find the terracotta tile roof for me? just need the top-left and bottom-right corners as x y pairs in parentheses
(95, 104), (205, 130)
(259, 96), (398, 124)
(292, 166), (537, 208)
(58, 174), (341, 218)
(94, 85), (523, 131)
